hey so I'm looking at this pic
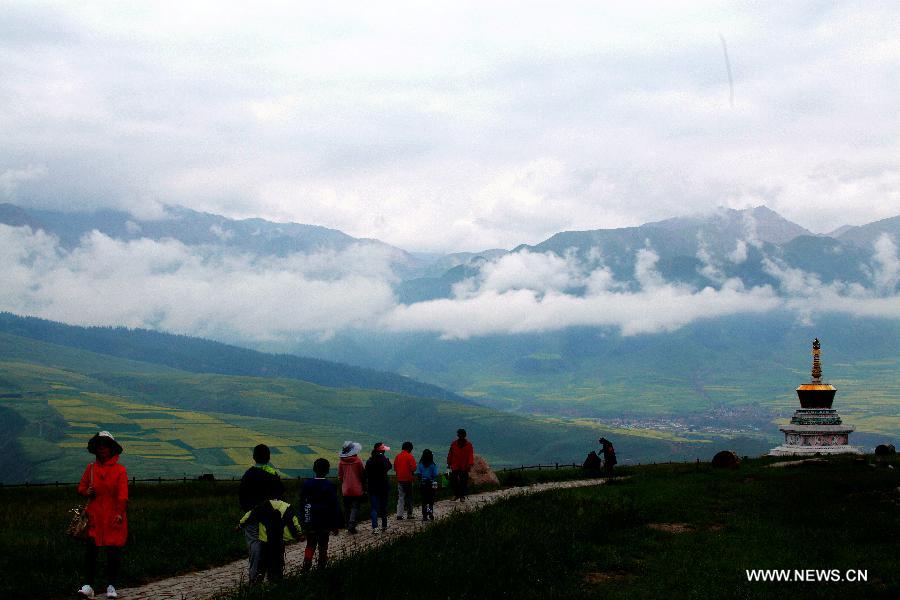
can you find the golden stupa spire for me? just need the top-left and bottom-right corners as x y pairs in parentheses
(811, 338), (822, 382)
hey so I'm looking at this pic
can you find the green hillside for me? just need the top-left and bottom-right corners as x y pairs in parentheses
(0, 332), (750, 483)
(0, 312), (468, 404)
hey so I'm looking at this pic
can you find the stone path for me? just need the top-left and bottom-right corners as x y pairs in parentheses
(118, 478), (608, 599)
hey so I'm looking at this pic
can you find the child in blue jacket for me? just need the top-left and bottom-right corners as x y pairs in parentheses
(299, 458), (343, 571)
(415, 449), (439, 521)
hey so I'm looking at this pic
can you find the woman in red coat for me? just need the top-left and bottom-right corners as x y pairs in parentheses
(76, 431), (128, 599)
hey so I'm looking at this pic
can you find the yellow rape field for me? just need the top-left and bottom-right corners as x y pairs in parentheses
(49, 397), (132, 424)
(39, 389), (342, 476)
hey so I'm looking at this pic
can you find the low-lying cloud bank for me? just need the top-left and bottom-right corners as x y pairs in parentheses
(0, 225), (396, 342)
(1, 225), (898, 342)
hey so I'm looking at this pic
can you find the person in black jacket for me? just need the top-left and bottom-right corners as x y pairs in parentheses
(364, 442), (392, 533)
(599, 438), (617, 477)
(238, 444), (285, 583)
(299, 458), (343, 572)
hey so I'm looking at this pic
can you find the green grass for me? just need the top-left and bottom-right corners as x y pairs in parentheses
(0, 479), (271, 598)
(4, 458), (897, 599)
(224, 456), (900, 600)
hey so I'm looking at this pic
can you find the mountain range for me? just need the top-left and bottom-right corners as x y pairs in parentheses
(4, 203), (898, 293)
(4, 202), (899, 316)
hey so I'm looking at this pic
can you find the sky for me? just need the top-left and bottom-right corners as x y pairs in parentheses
(2, 1), (899, 253)
(1, 1), (899, 346)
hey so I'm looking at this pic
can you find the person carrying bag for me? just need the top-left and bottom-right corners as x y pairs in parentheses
(67, 464), (93, 540)
(75, 431), (128, 600)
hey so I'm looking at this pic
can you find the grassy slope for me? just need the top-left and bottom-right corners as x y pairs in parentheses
(0, 332), (736, 483)
(0, 312), (467, 403)
(228, 456), (900, 600)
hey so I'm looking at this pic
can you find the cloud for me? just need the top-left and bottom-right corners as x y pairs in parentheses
(1, 225), (899, 343)
(634, 247), (666, 290)
(0, 225), (396, 342)
(381, 280), (781, 340)
(385, 244), (900, 340)
(209, 224), (233, 241)
(728, 239), (748, 264)
(469, 248), (584, 295)
(1, 165), (48, 198)
(761, 257), (825, 297)
(871, 233), (899, 295)
(763, 248), (900, 324)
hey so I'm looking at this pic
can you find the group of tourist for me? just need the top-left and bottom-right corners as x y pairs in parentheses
(71, 428), (477, 594)
(235, 428), (476, 584)
(72, 426), (616, 593)
(336, 428), (474, 535)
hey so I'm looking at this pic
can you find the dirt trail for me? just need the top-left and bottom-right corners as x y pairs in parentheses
(117, 478), (607, 599)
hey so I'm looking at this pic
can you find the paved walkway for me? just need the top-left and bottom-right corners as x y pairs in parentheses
(118, 478), (607, 599)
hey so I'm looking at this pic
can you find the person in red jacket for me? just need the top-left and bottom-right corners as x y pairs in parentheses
(393, 441), (417, 520)
(76, 431), (128, 600)
(447, 428), (474, 501)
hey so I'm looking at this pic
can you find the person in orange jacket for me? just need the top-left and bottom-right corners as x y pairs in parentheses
(393, 441), (417, 520)
(447, 428), (474, 501)
(76, 431), (128, 600)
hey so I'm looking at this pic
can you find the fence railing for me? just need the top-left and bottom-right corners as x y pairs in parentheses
(496, 463), (579, 472)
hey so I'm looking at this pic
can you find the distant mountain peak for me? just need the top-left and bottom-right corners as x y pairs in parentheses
(832, 214), (900, 247)
(645, 205), (811, 246)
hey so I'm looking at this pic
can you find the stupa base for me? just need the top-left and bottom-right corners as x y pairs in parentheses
(769, 444), (863, 456)
(769, 423), (862, 455)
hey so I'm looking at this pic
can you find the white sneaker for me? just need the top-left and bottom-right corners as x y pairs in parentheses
(106, 585), (118, 598)
(77, 585), (95, 599)
(372, 527), (380, 535)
